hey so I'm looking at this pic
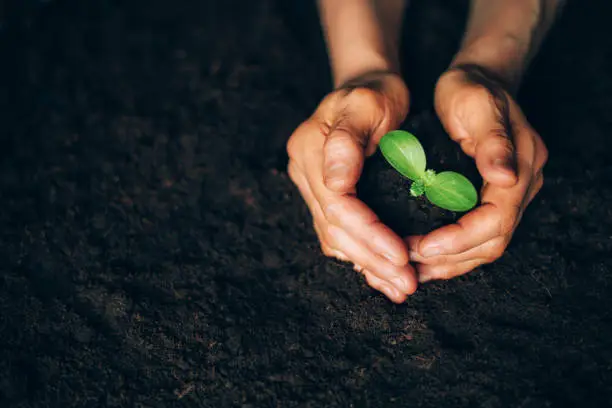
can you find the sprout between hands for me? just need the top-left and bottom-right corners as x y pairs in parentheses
(378, 130), (478, 212)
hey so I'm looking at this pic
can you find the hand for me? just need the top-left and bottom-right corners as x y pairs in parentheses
(407, 64), (548, 282)
(287, 71), (417, 302)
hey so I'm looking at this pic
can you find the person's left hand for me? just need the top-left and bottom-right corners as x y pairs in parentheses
(406, 64), (548, 282)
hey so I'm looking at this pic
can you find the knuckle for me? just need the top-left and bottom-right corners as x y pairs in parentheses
(459, 138), (477, 155)
(486, 238), (507, 262)
(286, 132), (300, 160)
(499, 221), (514, 237)
(364, 274), (388, 293)
(531, 172), (544, 196)
(313, 223), (324, 239)
(321, 244), (334, 257)
(538, 141), (549, 169)
(498, 210), (518, 236)
(287, 119), (323, 161)
(490, 244), (506, 261)
(437, 266), (455, 281)
(287, 160), (298, 183)
(333, 250), (349, 262)
(499, 220), (513, 236)
(541, 142), (549, 165)
(323, 201), (343, 225)
(363, 272), (378, 287)
(536, 174), (544, 191)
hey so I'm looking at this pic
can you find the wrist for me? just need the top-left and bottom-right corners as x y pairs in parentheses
(451, 0), (558, 89)
(332, 51), (399, 89)
(336, 69), (409, 122)
(317, 0), (405, 88)
(450, 35), (529, 90)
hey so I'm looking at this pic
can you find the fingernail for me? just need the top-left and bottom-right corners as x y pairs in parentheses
(421, 245), (441, 258)
(391, 276), (411, 293)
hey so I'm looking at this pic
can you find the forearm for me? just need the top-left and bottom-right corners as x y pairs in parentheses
(452, 0), (564, 88)
(317, 0), (407, 88)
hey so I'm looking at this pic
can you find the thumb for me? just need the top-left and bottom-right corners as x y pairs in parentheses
(435, 66), (518, 188)
(321, 69), (410, 192)
(323, 120), (368, 193)
(323, 88), (396, 192)
(473, 120), (518, 187)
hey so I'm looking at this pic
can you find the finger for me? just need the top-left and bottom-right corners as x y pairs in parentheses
(325, 198), (409, 265)
(319, 232), (349, 261)
(297, 156), (409, 266)
(289, 160), (348, 261)
(470, 99), (539, 188)
(322, 88), (386, 192)
(415, 183), (525, 258)
(405, 235), (424, 260)
(526, 171), (544, 203)
(363, 269), (407, 303)
(524, 135), (547, 204)
(323, 126), (366, 192)
(417, 258), (486, 283)
(408, 236), (507, 266)
(296, 152), (410, 271)
(473, 104), (540, 188)
(533, 134), (549, 171)
(413, 201), (509, 258)
(289, 159), (326, 229)
(409, 175), (541, 268)
(473, 126), (518, 187)
(327, 224), (418, 295)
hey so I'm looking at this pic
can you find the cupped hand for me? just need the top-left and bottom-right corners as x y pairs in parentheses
(407, 64), (548, 282)
(287, 70), (417, 302)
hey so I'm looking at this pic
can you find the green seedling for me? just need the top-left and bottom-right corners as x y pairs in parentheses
(378, 130), (478, 212)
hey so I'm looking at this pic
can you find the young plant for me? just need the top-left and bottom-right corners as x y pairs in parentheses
(378, 130), (478, 212)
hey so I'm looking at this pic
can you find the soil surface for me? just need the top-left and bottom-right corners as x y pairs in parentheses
(359, 112), (481, 237)
(1, 0), (612, 407)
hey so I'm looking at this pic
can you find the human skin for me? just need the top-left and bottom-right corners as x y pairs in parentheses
(287, 0), (562, 302)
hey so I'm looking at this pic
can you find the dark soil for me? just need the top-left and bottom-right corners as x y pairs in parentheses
(359, 112), (481, 237)
(1, 0), (612, 407)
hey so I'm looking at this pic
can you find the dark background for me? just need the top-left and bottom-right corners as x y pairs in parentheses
(1, 0), (612, 407)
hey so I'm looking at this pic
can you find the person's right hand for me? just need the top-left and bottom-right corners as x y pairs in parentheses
(287, 71), (417, 303)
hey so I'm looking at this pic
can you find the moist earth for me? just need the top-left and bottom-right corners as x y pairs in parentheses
(1, 0), (612, 407)
(359, 112), (480, 237)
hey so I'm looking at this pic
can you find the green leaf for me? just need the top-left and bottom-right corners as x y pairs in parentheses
(425, 171), (478, 212)
(378, 130), (426, 181)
